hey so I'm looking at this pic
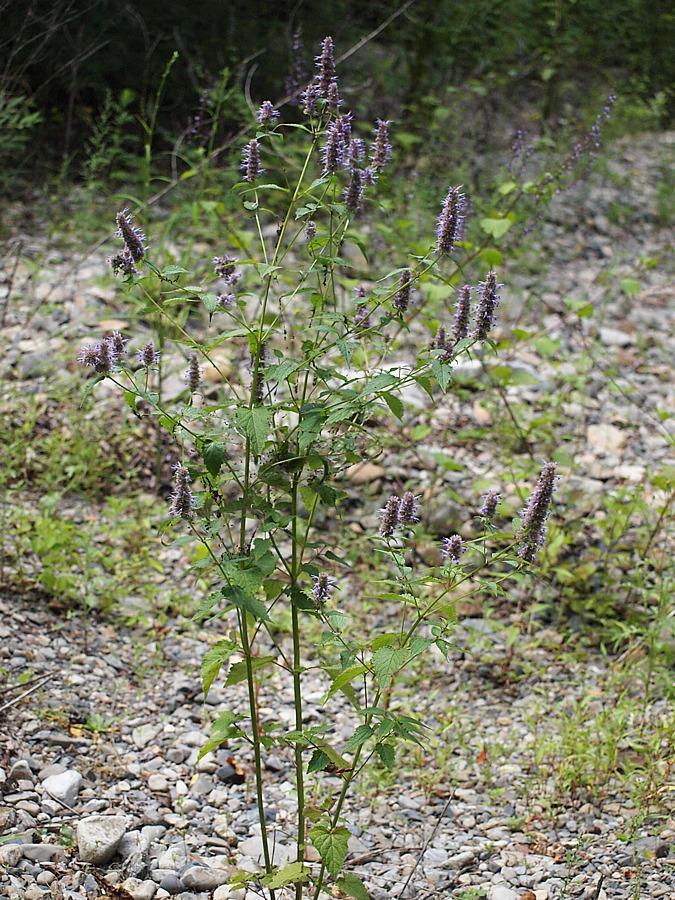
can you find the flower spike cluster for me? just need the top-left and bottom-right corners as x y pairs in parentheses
(378, 491), (421, 537)
(168, 464), (195, 520)
(436, 187), (465, 255)
(78, 331), (128, 376)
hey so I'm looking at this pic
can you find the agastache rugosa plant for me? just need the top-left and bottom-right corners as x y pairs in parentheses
(79, 37), (558, 899)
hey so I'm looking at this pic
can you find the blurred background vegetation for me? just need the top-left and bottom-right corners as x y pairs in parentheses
(1, 0), (673, 189)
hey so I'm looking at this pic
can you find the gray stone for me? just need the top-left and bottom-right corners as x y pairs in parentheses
(77, 813), (128, 864)
(9, 760), (35, 785)
(157, 873), (184, 894)
(132, 723), (162, 749)
(0, 844), (24, 867)
(121, 878), (157, 900)
(22, 843), (66, 862)
(156, 844), (189, 869)
(181, 865), (233, 890)
(41, 769), (82, 807)
(487, 887), (519, 900)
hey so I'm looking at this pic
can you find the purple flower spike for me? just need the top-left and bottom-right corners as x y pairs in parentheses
(322, 121), (344, 175)
(78, 337), (116, 375)
(354, 303), (371, 330)
(517, 461), (557, 563)
(326, 80), (342, 115)
(480, 489), (501, 520)
(441, 535), (465, 563)
(344, 167), (364, 213)
(109, 331), (128, 356)
(316, 36), (336, 99)
(137, 341), (160, 367)
(168, 464), (195, 520)
(453, 285), (472, 342)
(186, 352), (201, 393)
(115, 209), (147, 264)
(257, 101), (278, 127)
(473, 272), (502, 342)
(302, 82), (319, 117)
(305, 220), (317, 242)
(399, 491), (421, 525)
(312, 572), (334, 605)
(241, 139), (262, 182)
(378, 495), (401, 538)
(370, 119), (392, 172)
(435, 187), (465, 255)
(393, 269), (414, 315)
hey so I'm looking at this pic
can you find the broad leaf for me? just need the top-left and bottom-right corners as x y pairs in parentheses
(307, 749), (331, 773)
(326, 664), (368, 701)
(380, 392), (403, 420)
(202, 439), (226, 478)
(375, 742), (396, 770)
(337, 872), (370, 900)
(225, 656), (276, 686)
(310, 825), (350, 879)
(480, 217), (513, 238)
(197, 710), (242, 761)
(262, 861), (309, 889)
(201, 639), (238, 698)
(373, 646), (409, 688)
(235, 407), (271, 456)
(344, 724), (374, 753)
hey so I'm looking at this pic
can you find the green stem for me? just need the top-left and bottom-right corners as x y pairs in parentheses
(290, 477), (306, 899)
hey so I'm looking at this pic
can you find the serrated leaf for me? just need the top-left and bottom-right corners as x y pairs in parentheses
(310, 825), (350, 878)
(344, 724), (374, 753)
(307, 749), (331, 773)
(197, 710), (242, 760)
(122, 390), (138, 413)
(326, 664), (368, 700)
(337, 872), (370, 900)
(380, 392), (403, 420)
(373, 646), (409, 688)
(223, 584), (271, 622)
(375, 742), (396, 770)
(429, 358), (452, 391)
(235, 406), (271, 456)
(202, 292), (219, 314)
(262, 861), (309, 889)
(225, 655), (276, 687)
(193, 590), (222, 623)
(201, 639), (238, 698)
(202, 439), (226, 478)
(160, 264), (188, 278)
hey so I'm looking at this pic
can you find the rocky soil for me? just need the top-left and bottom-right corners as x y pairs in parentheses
(1, 131), (674, 900)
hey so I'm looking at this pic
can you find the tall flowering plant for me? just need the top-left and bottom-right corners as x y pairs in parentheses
(80, 37), (556, 899)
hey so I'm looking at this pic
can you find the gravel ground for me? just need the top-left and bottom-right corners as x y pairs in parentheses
(1, 130), (674, 900)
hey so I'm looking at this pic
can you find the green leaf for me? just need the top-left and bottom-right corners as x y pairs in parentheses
(429, 358), (452, 392)
(410, 423), (431, 441)
(344, 724), (374, 753)
(480, 217), (513, 238)
(262, 861), (309, 889)
(123, 390), (138, 413)
(380, 392), (403, 420)
(620, 278), (641, 296)
(375, 742), (396, 770)
(202, 439), (226, 478)
(326, 664), (368, 700)
(307, 749), (331, 773)
(223, 584), (271, 623)
(337, 872), (370, 900)
(160, 264), (188, 278)
(201, 639), (238, 698)
(309, 825), (350, 879)
(225, 656), (276, 686)
(373, 646), (409, 688)
(197, 710), (242, 760)
(193, 590), (222, 623)
(202, 292), (219, 314)
(235, 407), (271, 456)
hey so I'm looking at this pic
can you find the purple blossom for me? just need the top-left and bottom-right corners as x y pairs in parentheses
(348, 137), (365, 164)
(241, 139), (262, 182)
(137, 341), (160, 367)
(399, 491), (421, 525)
(213, 255), (237, 277)
(78, 336), (117, 375)
(453, 285), (472, 342)
(285, 26), (307, 104)
(316, 36), (336, 99)
(428, 324), (451, 360)
(480, 489), (501, 520)
(393, 269), (414, 315)
(322, 121), (345, 175)
(115, 209), (147, 264)
(326, 80), (342, 115)
(108, 248), (137, 277)
(257, 101), (278, 127)
(305, 220), (317, 242)
(378, 495), (401, 538)
(473, 272), (502, 342)
(344, 166), (364, 213)
(217, 293), (235, 309)
(517, 462), (557, 563)
(109, 331), (128, 357)
(302, 82), (319, 117)
(441, 535), (465, 563)
(312, 572), (334, 605)
(370, 119), (392, 172)
(185, 352), (201, 393)
(354, 303), (371, 330)
(435, 187), (465, 255)
(168, 464), (195, 520)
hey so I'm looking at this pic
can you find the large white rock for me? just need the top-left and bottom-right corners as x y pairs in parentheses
(42, 769), (82, 807)
(77, 814), (128, 864)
